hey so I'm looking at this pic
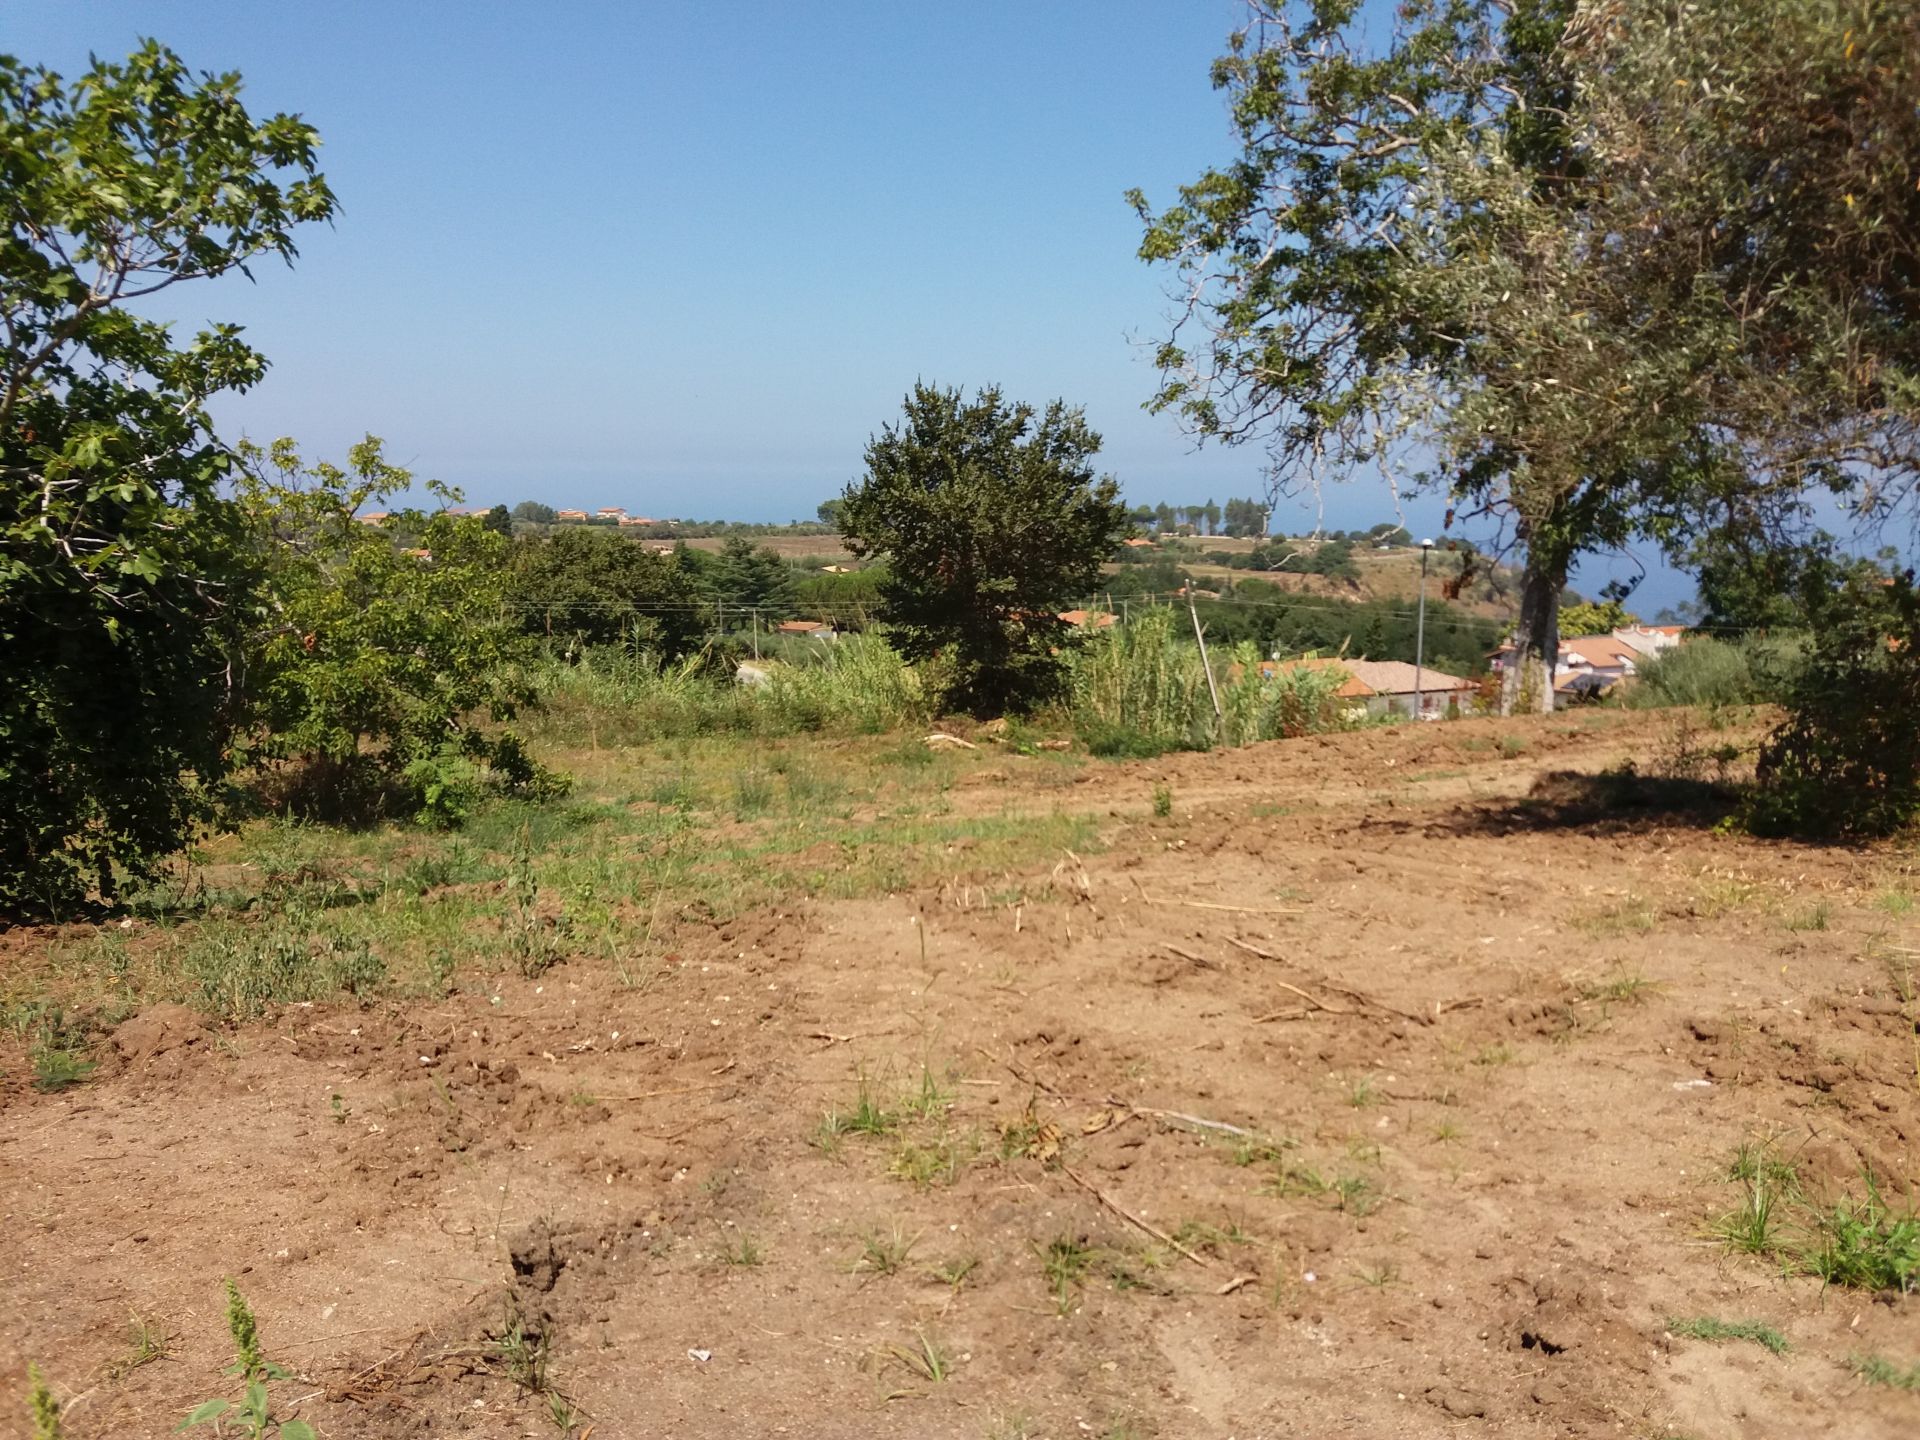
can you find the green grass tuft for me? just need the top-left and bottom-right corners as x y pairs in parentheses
(1666, 1315), (1789, 1355)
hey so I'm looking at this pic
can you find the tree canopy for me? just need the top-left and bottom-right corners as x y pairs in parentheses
(839, 383), (1130, 713)
(0, 42), (335, 911)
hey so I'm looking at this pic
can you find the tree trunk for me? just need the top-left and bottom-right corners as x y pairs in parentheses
(1499, 546), (1566, 716)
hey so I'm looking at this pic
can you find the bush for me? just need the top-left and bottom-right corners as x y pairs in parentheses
(1627, 634), (1802, 709)
(1745, 566), (1920, 837)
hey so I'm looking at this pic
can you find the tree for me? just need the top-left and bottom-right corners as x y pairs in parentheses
(481, 503), (512, 536)
(1153, 502), (1175, 532)
(1131, 1), (1654, 714)
(1557, 600), (1634, 638)
(511, 500), (557, 524)
(710, 535), (795, 618)
(816, 497), (847, 528)
(839, 383), (1129, 713)
(1203, 499), (1222, 536)
(234, 438), (559, 827)
(508, 524), (703, 655)
(0, 42), (334, 913)
(1222, 497), (1266, 537)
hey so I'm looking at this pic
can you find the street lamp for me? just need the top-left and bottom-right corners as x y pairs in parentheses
(1413, 538), (1435, 718)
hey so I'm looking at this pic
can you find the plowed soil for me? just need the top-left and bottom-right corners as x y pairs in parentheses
(5, 711), (1918, 1439)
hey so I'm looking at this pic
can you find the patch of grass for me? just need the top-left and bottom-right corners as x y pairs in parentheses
(1876, 887), (1915, 918)
(1714, 1176), (1787, 1257)
(1571, 895), (1657, 938)
(852, 1225), (919, 1277)
(1802, 1174), (1920, 1292)
(489, 1298), (548, 1393)
(901, 1062), (953, 1122)
(1783, 901), (1832, 932)
(1499, 734), (1527, 758)
(886, 1328), (952, 1384)
(715, 1230), (765, 1267)
(1332, 1173), (1382, 1216)
(730, 768), (774, 819)
(1577, 972), (1658, 1006)
(1353, 1262), (1401, 1288)
(821, 1071), (898, 1142)
(109, 1312), (172, 1377)
(1726, 1141), (1803, 1196)
(888, 1133), (974, 1188)
(928, 1255), (979, 1292)
(1849, 1352), (1920, 1390)
(1151, 783), (1174, 818)
(1345, 1074), (1380, 1109)
(1473, 1042), (1515, 1067)
(1431, 1121), (1464, 1144)
(1665, 1315), (1789, 1355)
(1037, 1235), (1094, 1313)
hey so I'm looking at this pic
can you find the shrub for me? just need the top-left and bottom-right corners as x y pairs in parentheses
(1746, 566), (1920, 837)
(1627, 634), (1801, 710)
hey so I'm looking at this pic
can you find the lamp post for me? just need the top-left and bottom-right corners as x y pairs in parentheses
(1413, 538), (1434, 719)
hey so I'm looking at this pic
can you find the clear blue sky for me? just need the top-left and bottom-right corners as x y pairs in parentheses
(9, 0), (1692, 610)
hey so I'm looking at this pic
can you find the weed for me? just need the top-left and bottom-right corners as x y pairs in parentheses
(180, 1282), (312, 1438)
(1431, 1121), (1463, 1144)
(715, 1230), (765, 1267)
(1665, 1316), (1789, 1355)
(1473, 1043), (1515, 1067)
(328, 1093), (350, 1125)
(1714, 1176), (1786, 1257)
(929, 1255), (979, 1292)
(547, 1392), (579, 1433)
(1037, 1235), (1094, 1313)
(1784, 901), (1832, 932)
(1172, 1218), (1253, 1257)
(853, 1225), (919, 1277)
(1499, 734), (1527, 758)
(490, 1298), (548, 1392)
(31, 1042), (94, 1094)
(1849, 1352), (1920, 1390)
(27, 1365), (60, 1440)
(833, 1070), (898, 1138)
(26, 1007), (94, 1094)
(889, 1134), (973, 1188)
(902, 1062), (953, 1121)
(1227, 1134), (1292, 1167)
(1152, 784), (1173, 819)
(1802, 1173), (1920, 1292)
(1345, 1074), (1379, 1108)
(1571, 896), (1656, 938)
(888, 1329), (952, 1384)
(505, 825), (566, 977)
(1877, 888), (1915, 918)
(112, 1312), (172, 1376)
(1726, 1141), (1802, 1196)
(1577, 972), (1657, 1006)
(1353, 1262), (1401, 1288)
(1332, 1173), (1382, 1216)
(731, 768), (775, 819)
(998, 1101), (1061, 1165)
(1262, 1162), (1330, 1199)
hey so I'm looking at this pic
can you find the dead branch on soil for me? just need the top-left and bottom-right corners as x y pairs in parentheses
(1224, 935), (1430, 1023)
(1163, 942), (1217, 969)
(1140, 894), (1304, 915)
(600, 1081), (734, 1102)
(1062, 1164), (1210, 1267)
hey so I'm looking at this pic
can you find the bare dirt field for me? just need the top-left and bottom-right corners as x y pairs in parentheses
(4, 710), (1918, 1439)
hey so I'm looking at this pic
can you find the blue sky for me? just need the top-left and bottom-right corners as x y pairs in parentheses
(10, 0), (1691, 609)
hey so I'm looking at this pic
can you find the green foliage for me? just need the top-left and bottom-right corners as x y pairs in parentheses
(840, 383), (1130, 714)
(181, 1281), (313, 1438)
(27, 1363), (60, 1440)
(1626, 636), (1800, 711)
(1850, 1352), (1920, 1391)
(508, 524), (702, 655)
(1558, 600), (1634, 638)
(511, 500), (557, 525)
(1665, 1316), (1788, 1356)
(815, 497), (846, 528)
(1747, 565), (1920, 837)
(708, 534), (795, 617)
(235, 437), (565, 824)
(1802, 1175), (1920, 1294)
(0, 42), (334, 915)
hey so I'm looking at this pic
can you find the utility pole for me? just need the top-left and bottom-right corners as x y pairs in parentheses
(1413, 538), (1434, 719)
(750, 607), (760, 660)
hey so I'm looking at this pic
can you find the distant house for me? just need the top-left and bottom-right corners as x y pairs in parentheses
(821, 564), (854, 574)
(1268, 656), (1473, 720)
(442, 506), (472, 517)
(355, 511), (390, 525)
(1121, 537), (1158, 550)
(1057, 609), (1118, 630)
(556, 508), (588, 521)
(776, 619), (836, 639)
(596, 506), (626, 520)
(617, 515), (656, 527)
(1612, 624), (1686, 659)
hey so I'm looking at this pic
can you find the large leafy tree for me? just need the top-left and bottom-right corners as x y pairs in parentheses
(509, 524), (703, 655)
(839, 383), (1129, 713)
(0, 42), (334, 912)
(1130, 0), (1686, 712)
(709, 535), (795, 618)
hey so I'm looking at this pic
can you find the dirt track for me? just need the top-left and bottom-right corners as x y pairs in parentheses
(4, 712), (1917, 1438)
